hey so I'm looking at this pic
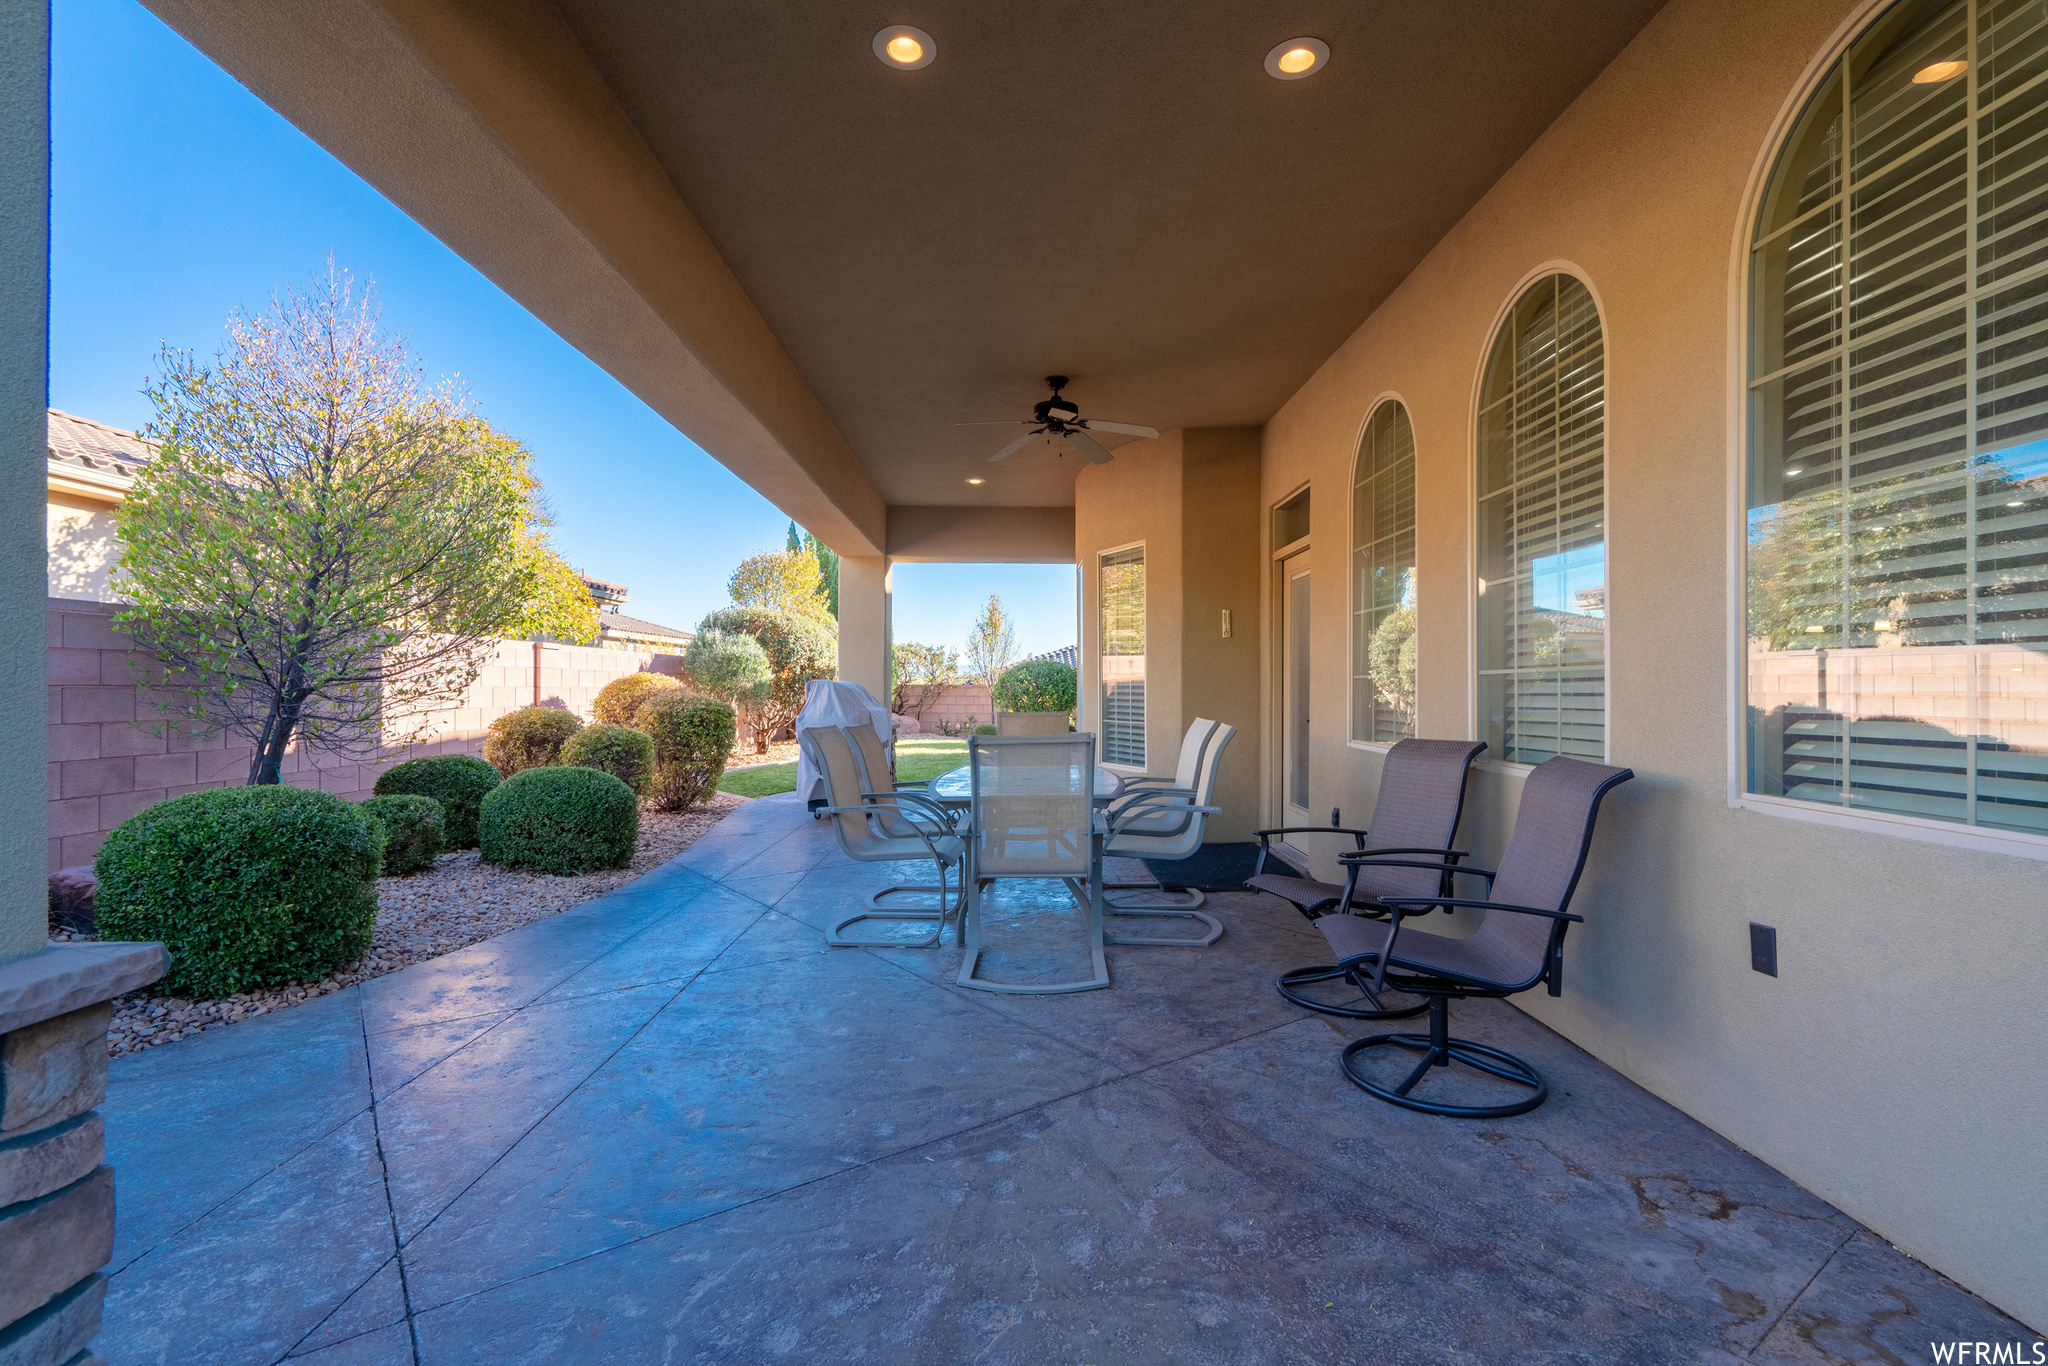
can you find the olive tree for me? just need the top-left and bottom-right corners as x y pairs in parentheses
(116, 267), (595, 785)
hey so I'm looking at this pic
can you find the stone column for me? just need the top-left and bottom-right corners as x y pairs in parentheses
(0, 943), (165, 1366)
(837, 555), (892, 702)
(0, 7), (171, 1365)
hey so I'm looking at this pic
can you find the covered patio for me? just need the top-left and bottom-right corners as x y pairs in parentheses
(96, 795), (2022, 1364)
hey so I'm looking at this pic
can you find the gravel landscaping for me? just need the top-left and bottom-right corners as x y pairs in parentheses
(53, 792), (743, 1058)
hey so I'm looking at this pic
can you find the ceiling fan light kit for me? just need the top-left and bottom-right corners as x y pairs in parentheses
(980, 377), (1160, 466)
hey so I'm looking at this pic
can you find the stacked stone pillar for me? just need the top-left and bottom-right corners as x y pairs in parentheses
(0, 944), (164, 1366)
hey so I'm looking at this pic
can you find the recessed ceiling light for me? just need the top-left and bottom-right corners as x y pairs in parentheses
(874, 25), (935, 70)
(1265, 38), (1328, 80)
(966, 477), (984, 484)
(1912, 59), (1967, 84)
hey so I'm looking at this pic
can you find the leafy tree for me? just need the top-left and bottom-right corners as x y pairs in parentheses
(993, 658), (1077, 714)
(727, 546), (833, 625)
(117, 267), (580, 785)
(684, 628), (774, 744)
(805, 530), (840, 618)
(890, 641), (960, 720)
(1367, 604), (1418, 732)
(965, 595), (1018, 687)
(698, 606), (836, 752)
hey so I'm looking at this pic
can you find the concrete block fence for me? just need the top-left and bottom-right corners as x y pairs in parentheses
(44, 597), (683, 872)
(893, 682), (994, 732)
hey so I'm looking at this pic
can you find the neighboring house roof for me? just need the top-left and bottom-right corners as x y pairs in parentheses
(579, 573), (629, 608)
(597, 610), (693, 646)
(47, 409), (154, 500)
(1021, 644), (1079, 669)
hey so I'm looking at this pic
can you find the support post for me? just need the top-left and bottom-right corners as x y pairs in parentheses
(837, 554), (892, 704)
(0, 13), (168, 1366)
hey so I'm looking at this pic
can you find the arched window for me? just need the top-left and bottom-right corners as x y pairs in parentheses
(1477, 274), (1607, 763)
(1744, 0), (2048, 837)
(1352, 400), (1417, 742)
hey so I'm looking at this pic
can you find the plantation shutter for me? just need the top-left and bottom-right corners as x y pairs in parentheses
(1477, 275), (1608, 764)
(1099, 546), (1146, 767)
(1352, 402), (1418, 743)
(1746, 0), (2048, 836)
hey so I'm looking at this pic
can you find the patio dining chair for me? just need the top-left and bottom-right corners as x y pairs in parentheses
(1319, 756), (1633, 1118)
(958, 732), (1109, 994)
(1248, 738), (1485, 1019)
(800, 724), (966, 949)
(1097, 721), (1236, 947)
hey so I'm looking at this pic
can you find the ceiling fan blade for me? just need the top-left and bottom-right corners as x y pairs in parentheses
(955, 421), (1029, 426)
(1080, 420), (1159, 439)
(1064, 431), (1115, 464)
(988, 430), (1043, 462)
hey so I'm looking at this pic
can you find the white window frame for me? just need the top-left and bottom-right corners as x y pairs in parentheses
(1468, 262), (1613, 772)
(1724, 0), (2048, 863)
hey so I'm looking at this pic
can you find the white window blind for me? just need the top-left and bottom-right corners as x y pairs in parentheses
(1746, 0), (2048, 837)
(1477, 275), (1608, 764)
(1100, 546), (1146, 766)
(1353, 401), (1418, 743)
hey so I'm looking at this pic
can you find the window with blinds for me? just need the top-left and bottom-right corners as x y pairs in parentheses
(1353, 401), (1418, 743)
(1477, 275), (1608, 764)
(1100, 545), (1146, 766)
(1745, 0), (2048, 838)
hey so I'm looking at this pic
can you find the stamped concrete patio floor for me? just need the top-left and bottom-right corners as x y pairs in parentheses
(97, 793), (2030, 1364)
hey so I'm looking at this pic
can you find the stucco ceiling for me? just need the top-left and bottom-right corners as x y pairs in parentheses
(554, 0), (1667, 507)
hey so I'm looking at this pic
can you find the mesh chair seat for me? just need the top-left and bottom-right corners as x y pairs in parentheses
(1244, 874), (1381, 915)
(1319, 913), (1530, 992)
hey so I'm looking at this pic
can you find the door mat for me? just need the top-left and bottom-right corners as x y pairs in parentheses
(1143, 842), (1302, 893)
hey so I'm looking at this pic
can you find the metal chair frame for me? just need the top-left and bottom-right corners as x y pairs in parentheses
(957, 733), (1110, 994)
(800, 725), (967, 949)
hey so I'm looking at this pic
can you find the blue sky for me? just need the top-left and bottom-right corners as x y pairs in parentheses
(49, 0), (1077, 659)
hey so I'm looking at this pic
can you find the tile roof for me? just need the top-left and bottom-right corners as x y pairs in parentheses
(1021, 644), (1079, 668)
(597, 610), (693, 644)
(47, 408), (155, 483)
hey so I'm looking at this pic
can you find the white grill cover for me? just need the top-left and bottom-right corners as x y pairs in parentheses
(794, 680), (893, 804)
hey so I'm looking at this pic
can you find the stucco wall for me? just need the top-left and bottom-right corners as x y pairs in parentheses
(46, 493), (120, 603)
(1259, 0), (2045, 1327)
(45, 598), (683, 872)
(1076, 429), (1263, 839)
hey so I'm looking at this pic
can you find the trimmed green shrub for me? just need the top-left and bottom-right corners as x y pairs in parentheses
(993, 658), (1078, 714)
(95, 786), (381, 998)
(561, 722), (655, 797)
(484, 704), (583, 778)
(359, 793), (445, 875)
(592, 671), (682, 727)
(638, 692), (736, 812)
(972, 724), (998, 736)
(478, 765), (639, 875)
(373, 754), (500, 849)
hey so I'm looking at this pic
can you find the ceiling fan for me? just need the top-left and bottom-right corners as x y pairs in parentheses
(971, 376), (1159, 464)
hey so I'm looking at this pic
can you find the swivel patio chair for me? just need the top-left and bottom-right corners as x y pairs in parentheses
(1097, 721), (1236, 947)
(800, 724), (966, 949)
(1319, 756), (1634, 1118)
(958, 733), (1110, 994)
(1248, 738), (1485, 1019)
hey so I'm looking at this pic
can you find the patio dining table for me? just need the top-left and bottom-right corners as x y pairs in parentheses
(925, 762), (1125, 810)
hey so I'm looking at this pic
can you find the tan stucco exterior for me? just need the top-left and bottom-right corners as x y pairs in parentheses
(1257, 0), (2046, 1326)
(1077, 429), (1263, 839)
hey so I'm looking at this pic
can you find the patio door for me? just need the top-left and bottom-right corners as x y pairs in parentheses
(1283, 555), (1311, 813)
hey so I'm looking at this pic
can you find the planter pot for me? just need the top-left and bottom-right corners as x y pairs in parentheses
(995, 711), (1072, 736)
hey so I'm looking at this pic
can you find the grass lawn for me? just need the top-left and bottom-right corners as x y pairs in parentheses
(716, 736), (969, 799)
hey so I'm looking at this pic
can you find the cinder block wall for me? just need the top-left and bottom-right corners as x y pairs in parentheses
(44, 598), (683, 871)
(893, 682), (993, 731)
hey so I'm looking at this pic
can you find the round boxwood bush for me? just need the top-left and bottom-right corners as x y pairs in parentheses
(484, 704), (583, 778)
(993, 658), (1078, 715)
(373, 754), (500, 849)
(637, 692), (736, 812)
(95, 786), (382, 999)
(561, 722), (656, 797)
(591, 671), (682, 727)
(358, 793), (445, 875)
(478, 765), (639, 875)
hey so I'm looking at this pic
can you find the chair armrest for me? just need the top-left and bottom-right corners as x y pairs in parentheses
(1379, 896), (1582, 923)
(1337, 847), (1470, 861)
(858, 789), (957, 831)
(1254, 826), (1374, 840)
